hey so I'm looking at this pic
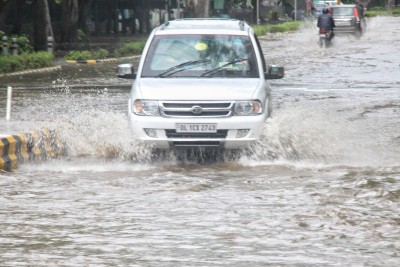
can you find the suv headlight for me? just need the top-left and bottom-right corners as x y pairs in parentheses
(133, 100), (160, 116)
(235, 100), (262, 116)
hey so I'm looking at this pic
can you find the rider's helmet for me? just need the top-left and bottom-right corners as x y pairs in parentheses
(322, 8), (329, 14)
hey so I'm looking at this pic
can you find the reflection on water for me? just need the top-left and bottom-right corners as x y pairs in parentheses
(0, 16), (399, 266)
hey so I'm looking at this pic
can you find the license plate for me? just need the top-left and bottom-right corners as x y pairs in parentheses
(336, 21), (351, 26)
(176, 123), (217, 133)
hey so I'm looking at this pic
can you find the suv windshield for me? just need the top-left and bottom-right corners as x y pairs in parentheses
(141, 34), (259, 78)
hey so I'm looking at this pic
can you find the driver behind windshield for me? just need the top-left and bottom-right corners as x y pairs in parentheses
(142, 34), (258, 78)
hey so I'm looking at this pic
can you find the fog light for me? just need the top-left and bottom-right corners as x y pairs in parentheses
(237, 129), (249, 138)
(144, 128), (158, 138)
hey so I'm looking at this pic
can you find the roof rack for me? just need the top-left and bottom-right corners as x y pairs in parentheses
(239, 21), (245, 31)
(158, 19), (247, 31)
(159, 21), (169, 30)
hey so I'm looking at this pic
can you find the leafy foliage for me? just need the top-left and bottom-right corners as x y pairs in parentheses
(92, 49), (109, 59)
(77, 29), (88, 42)
(64, 49), (109, 60)
(0, 32), (33, 53)
(64, 51), (93, 60)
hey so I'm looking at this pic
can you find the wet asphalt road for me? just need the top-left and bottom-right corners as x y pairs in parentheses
(0, 16), (399, 266)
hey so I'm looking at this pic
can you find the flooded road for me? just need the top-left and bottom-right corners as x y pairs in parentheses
(0, 16), (399, 266)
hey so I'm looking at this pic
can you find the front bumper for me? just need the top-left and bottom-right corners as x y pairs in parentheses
(128, 113), (267, 150)
(334, 26), (360, 35)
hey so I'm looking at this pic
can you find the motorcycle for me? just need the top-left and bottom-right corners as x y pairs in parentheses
(318, 28), (334, 48)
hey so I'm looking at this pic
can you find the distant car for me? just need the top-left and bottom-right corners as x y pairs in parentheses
(313, 1), (337, 19)
(331, 4), (366, 38)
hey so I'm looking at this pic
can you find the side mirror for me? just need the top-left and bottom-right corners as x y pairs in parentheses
(265, 65), (284, 79)
(117, 63), (136, 79)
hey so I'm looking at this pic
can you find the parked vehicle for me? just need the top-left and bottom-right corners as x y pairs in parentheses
(117, 19), (284, 152)
(331, 4), (365, 38)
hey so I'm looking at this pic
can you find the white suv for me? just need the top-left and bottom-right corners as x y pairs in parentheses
(118, 19), (284, 151)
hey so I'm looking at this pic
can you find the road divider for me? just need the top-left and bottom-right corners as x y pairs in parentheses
(65, 58), (117, 64)
(0, 128), (67, 172)
(64, 56), (140, 64)
(0, 66), (62, 77)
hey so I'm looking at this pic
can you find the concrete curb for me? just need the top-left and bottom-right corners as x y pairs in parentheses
(0, 56), (141, 78)
(0, 128), (67, 172)
(65, 58), (117, 64)
(0, 66), (62, 77)
(65, 55), (140, 64)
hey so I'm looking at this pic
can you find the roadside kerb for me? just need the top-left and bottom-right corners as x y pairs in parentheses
(0, 128), (67, 172)
(65, 58), (117, 64)
(0, 66), (62, 78)
(0, 56), (141, 78)
(65, 55), (140, 64)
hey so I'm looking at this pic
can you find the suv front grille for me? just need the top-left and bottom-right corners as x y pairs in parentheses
(160, 101), (234, 118)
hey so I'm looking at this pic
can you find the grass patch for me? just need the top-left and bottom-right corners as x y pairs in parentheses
(252, 21), (302, 36)
(0, 52), (54, 74)
(114, 40), (147, 57)
(365, 8), (400, 17)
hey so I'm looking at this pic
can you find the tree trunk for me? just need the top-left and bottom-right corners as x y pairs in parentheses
(78, 0), (95, 35)
(32, 0), (53, 51)
(194, 0), (210, 18)
(61, 0), (79, 43)
(0, 1), (13, 31)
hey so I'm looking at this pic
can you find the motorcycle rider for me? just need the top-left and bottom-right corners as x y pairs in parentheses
(317, 8), (335, 42)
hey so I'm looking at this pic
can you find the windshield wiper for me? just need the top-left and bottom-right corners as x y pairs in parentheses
(200, 58), (248, 77)
(158, 59), (211, 77)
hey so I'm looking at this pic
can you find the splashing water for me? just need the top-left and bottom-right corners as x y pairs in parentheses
(244, 101), (399, 167)
(2, 16), (398, 168)
(44, 64), (399, 167)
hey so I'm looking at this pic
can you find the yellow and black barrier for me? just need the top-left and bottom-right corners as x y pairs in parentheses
(65, 59), (99, 64)
(65, 58), (117, 64)
(0, 128), (67, 172)
(64, 56), (139, 64)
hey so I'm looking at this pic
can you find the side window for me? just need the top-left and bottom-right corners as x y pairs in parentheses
(254, 35), (266, 73)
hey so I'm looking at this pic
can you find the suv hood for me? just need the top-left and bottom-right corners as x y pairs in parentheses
(137, 78), (261, 100)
